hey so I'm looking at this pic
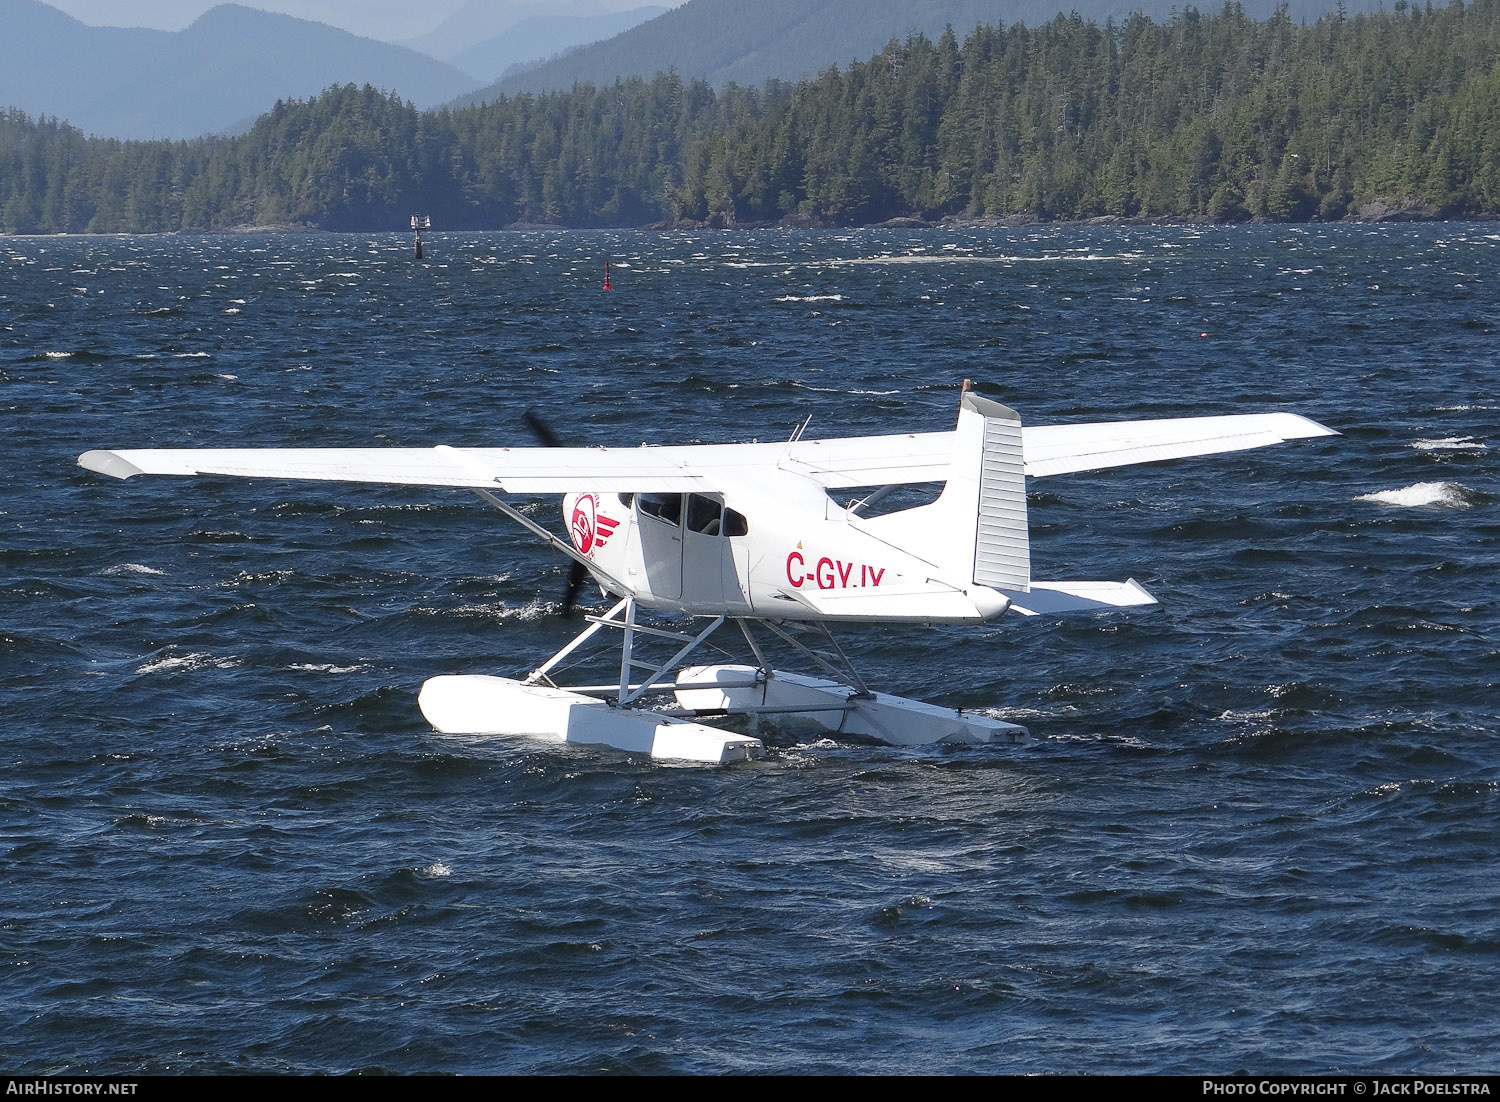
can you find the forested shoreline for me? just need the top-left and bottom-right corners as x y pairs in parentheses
(5, 0), (1500, 234)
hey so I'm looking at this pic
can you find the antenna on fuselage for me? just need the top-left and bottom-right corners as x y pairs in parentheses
(787, 413), (813, 443)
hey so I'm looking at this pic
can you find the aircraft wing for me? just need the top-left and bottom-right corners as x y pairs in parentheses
(1019, 412), (1337, 478)
(78, 445), (711, 493)
(78, 412), (1335, 491)
(77, 431), (957, 494)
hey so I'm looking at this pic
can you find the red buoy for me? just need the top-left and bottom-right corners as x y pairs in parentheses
(603, 258), (612, 291)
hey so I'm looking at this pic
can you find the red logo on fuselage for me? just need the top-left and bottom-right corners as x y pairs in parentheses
(570, 494), (619, 558)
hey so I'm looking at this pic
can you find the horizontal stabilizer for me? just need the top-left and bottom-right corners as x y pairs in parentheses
(1003, 579), (1157, 616)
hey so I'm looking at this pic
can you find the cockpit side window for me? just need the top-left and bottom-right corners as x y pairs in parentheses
(686, 494), (722, 535)
(638, 493), (682, 525)
(724, 508), (749, 537)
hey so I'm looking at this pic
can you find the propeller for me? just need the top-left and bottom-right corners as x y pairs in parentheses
(523, 409), (589, 616)
(522, 409), (565, 449)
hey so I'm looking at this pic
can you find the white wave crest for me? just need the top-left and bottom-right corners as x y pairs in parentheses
(826, 252), (1144, 266)
(775, 294), (843, 302)
(502, 598), (556, 622)
(135, 652), (242, 675)
(788, 737), (842, 752)
(436, 598), (557, 622)
(103, 563), (165, 576)
(1412, 437), (1487, 451)
(1356, 481), (1476, 508)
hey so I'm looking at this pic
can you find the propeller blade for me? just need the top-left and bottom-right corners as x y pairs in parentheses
(523, 409), (587, 616)
(561, 560), (588, 617)
(522, 409), (565, 449)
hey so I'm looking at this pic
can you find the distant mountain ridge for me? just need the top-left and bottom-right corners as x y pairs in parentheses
(0, 0), (478, 140)
(483, 0), (1386, 95)
(406, 1), (666, 66)
(448, 7), (669, 84)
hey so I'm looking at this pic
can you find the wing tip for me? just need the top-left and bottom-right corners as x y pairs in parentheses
(1287, 414), (1341, 439)
(78, 450), (144, 479)
(1122, 577), (1159, 606)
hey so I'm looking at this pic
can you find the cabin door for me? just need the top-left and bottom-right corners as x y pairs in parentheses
(681, 494), (751, 613)
(681, 493), (727, 609)
(635, 493), (683, 601)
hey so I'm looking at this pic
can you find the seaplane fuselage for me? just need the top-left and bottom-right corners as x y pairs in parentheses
(562, 465), (1009, 624)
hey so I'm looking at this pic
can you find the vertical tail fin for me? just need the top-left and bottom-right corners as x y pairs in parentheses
(853, 385), (1030, 592)
(956, 387), (1030, 591)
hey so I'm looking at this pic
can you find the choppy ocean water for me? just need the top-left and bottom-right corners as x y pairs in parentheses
(1, 224), (1497, 1074)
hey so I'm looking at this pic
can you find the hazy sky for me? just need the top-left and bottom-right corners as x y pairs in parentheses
(45, 1), (675, 41)
(46, 1), (464, 38)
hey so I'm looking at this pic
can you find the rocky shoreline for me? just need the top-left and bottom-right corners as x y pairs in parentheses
(639, 195), (1476, 232)
(27, 196), (1489, 238)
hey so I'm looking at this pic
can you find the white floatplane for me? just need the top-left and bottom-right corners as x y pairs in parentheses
(78, 383), (1336, 763)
